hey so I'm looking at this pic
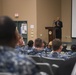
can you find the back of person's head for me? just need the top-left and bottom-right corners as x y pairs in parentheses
(42, 41), (47, 48)
(47, 41), (52, 48)
(49, 41), (52, 46)
(52, 39), (62, 51)
(71, 44), (76, 52)
(0, 16), (18, 47)
(49, 41), (52, 45)
(28, 40), (34, 47)
(63, 44), (67, 49)
(34, 38), (42, 48)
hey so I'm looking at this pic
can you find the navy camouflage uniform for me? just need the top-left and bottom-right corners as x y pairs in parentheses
(0, 46), (41, 75)
(48, 51), (69, 60)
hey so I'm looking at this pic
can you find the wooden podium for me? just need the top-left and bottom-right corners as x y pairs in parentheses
(45, 27), (55, 42)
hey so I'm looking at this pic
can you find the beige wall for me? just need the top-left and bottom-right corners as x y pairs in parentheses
(61, 0), (71, 42)
(37, 0), (61, 43)
(1, 0), (61, 43)
(2, 0), (37, 41)
(0, 0), (2, 15)
(0, 0), (72, 42)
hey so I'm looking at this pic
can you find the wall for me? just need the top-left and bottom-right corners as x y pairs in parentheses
(1, 0), (61, 43)
(1, 0), (72, 43)
(61, 0), (71, 42)
(2, 0), (37, 41)
(0, 0), (2, 15)
(37, 0), (61, 43)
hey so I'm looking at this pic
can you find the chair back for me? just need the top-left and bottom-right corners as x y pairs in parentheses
(36, 63), (54, 75)
(29, 55), (43, 63)
(42, 57), (65, 74)
(0, 73), (12, 75)
(71, 63), (76, 75)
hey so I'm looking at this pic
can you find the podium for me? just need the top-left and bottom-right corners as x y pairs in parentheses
(45, 27), (56, 42)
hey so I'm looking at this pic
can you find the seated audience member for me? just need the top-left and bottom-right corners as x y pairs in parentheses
(15, 35), (26, 54)
(49, 39), (69, 59)
(42, 41), (51, 52)
(0, 16), (42, 75)
(23, 40), (34, 54)
(71, 44), (76, 52)
(62, 44), (69, 52)
(28, 38), (45, 56)
(24, 40), (34, 50)
(42, 41), (52, 56)
(46, 41), (52, 52)
(69, 44), (76, 57)
(42, 41), (47, 50)
(16, 35), (25, 48)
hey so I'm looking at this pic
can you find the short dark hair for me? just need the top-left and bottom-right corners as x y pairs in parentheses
(28, 40), (34, 47)
(0, 16), (16, 45)
(42, 41), (47, 48)
(52, 39), (62, 51)
(71, 44), (76, 52)
(35, 38), (42, 48)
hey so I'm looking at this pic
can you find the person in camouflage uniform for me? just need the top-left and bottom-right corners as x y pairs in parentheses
(0, 16), (42, 75)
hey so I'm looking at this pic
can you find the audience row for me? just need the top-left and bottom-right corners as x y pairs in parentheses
(15, 37), (76, 60)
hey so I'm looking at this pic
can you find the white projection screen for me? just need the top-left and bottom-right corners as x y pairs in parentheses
(72, 0), (76, 38)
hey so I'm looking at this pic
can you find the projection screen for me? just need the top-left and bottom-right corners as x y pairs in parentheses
(72, 0), (76, 38)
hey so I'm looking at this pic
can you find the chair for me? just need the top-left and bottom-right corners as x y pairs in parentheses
(71, 63), (76, 75)
(42, 57), (65, 74)
(0, 73), (12, 75)
(36, 63), (54, 75)
(28, 55), (43, 63)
